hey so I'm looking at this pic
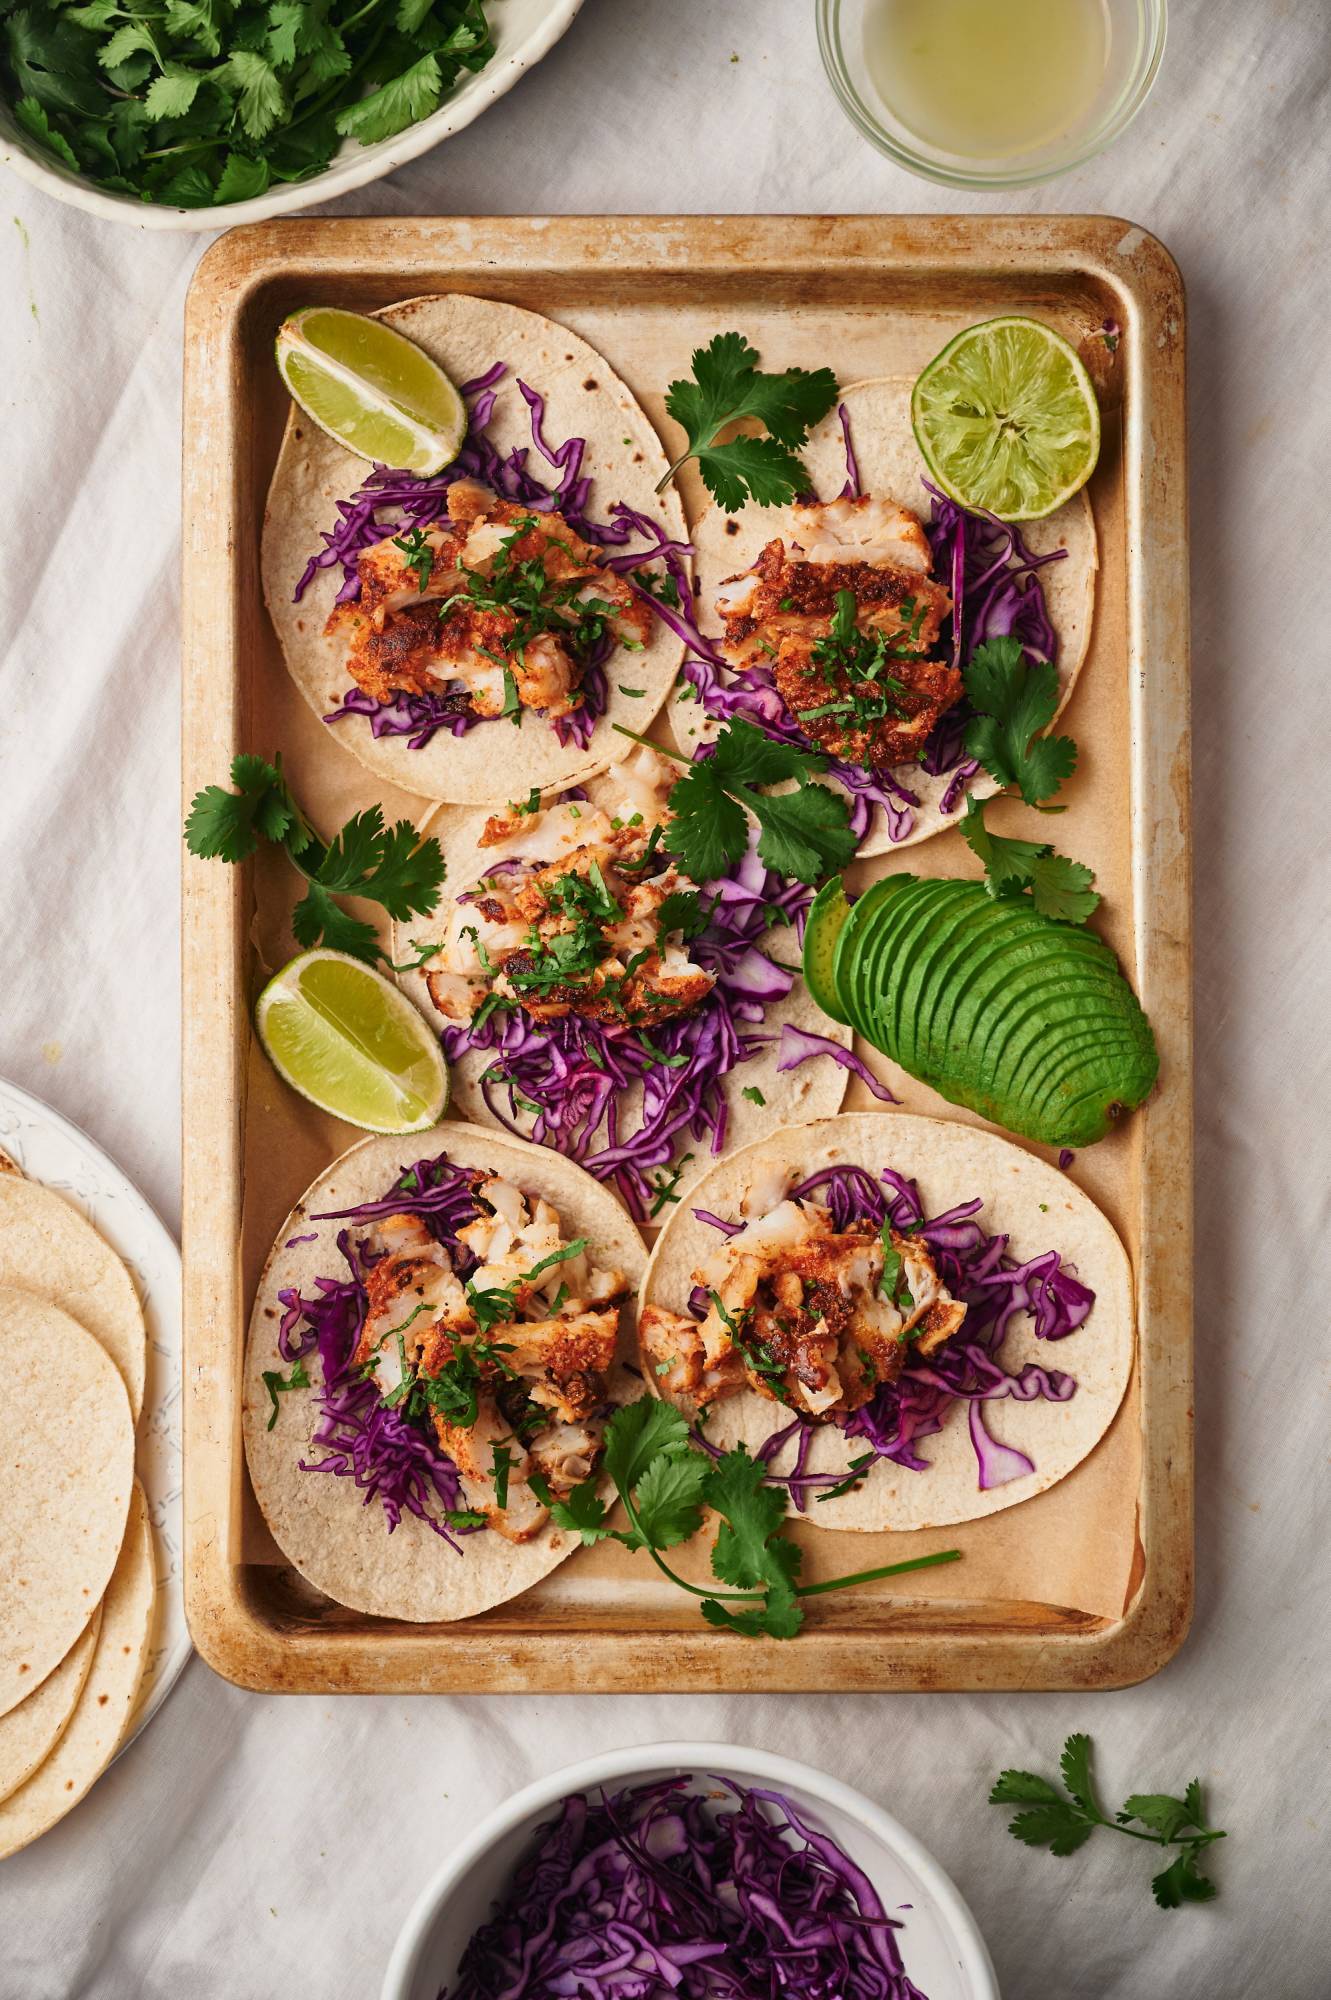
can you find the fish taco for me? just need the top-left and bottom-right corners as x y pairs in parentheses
(394, 745), (893, 1223)
(244, 1127), (646, 1621)
(669, 377), (1097, 854)
(263, 293), (688, 803)
(638, 1112), (1132, 1531)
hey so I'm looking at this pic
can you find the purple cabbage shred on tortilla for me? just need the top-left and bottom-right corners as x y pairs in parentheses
(674, 421), (1067, 840)
(693, 1164), (1091, 1500)
(274, 1154), (486, 1548)
(295, 366), (684, 755)
(443, 843), (813, 1223)
(442, 1775), (929, 2000)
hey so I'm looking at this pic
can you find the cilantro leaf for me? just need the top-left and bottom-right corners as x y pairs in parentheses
(1152, 1851), (1219, 1909)
(227, 49), (284, 141)
(990, 1735), (1227, 1911)
(628, 1448), (709, 1552)
(961, 796), (1100, 925)
(989, 1769), (1065, 1807)
(185, 756), (445, 966)
(604, 1395), (692, 1493)
(664, 763), (750, 884)
(1120, 1793), (1198, 1843)
(1006, 1806), (1097, 1857)
(536, 1476), (610, 1545)
(13, 94), (80, 169)
(290, 881), (380, 962)
(660, 331), (838, 513)
(184, 753), (301, 862)
(693, 435), (811, 513)
(963, 635), (1077, 805)
(654, 890), (708, 941)
(745, 782), (858, 884)
(334, 51), (440, 142)
(654, 718), (856, 888)
(214, 151), (270, 203)
(1059, 1732), (1100, 1814)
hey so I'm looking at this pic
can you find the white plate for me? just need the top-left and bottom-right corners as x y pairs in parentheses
(0, 1075), (188, 1754)
(0, 0), (584, 232)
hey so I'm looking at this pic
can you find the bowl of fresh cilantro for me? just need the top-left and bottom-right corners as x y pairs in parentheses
(0, 0), (581, 226)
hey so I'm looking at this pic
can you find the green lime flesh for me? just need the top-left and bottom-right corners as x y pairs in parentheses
(911, 314), (1101, 521)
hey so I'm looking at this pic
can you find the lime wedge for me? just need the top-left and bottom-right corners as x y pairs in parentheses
(256, 949), (449, 1134)
(911, 316), (1101, 521)
(275, 307), (467, 475)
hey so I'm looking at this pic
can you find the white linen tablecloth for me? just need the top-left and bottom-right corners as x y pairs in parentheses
(1, 2), (1328, 1993)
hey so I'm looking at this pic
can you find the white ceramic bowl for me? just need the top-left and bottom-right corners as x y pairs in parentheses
(382, 1741), (999, 2000)
(0, 0), (583, 231)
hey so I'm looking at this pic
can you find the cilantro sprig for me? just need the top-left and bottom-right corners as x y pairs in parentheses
(658, 333), (839, 513)
(614, 719), (857, 887)
(990, 1734), (1227, 1909)
(3, 0), (496, 210)
(536, 1398), (960, 1640)
(963, 635), (1077, 806)
(961, 796), (1100, 925)
(185, 753), (445, 965)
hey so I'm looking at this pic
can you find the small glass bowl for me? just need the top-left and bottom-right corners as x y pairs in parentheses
(817, 0), (1167, 190)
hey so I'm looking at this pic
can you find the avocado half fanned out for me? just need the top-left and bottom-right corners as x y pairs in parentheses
(804, 876), (1158, 1149)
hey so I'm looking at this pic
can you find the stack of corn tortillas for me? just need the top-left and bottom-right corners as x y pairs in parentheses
(0, 1161), (155, 1859)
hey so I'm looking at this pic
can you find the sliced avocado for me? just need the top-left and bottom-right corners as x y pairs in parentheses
(802, 878), (853, 1024)
(858, 880), (977, 1075)
(1025, 1020), (1158, 1133)
(1006, 1018), (1152, 1116)
(971, 959), (1146, 1094)
(1027, 1038), (1159, 1145)
(905, 896), (1117, 1084)
(833, 875), (1158, 1148)
(833, 874), (919, 1033)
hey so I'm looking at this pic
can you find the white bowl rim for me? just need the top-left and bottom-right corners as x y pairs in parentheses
(0, 0), (583, 232)
(381, 1738), (1000, 2000)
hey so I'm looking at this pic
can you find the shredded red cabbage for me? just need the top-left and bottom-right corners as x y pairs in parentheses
(776, 1024), (900, 1104)
(443, 841), (814, 1222)
(675, 419), (1067, 840)
(275, 1152), (487, 1546)
(295, 367), (681, 755)
(693, 1164), (1091, 1498)
(444, 1775), (929, 2000)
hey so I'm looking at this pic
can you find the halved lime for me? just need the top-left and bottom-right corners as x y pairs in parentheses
(256, 949), (449, 1134)
(911, 316), (1101, 521)
(275, 307), (467, 475)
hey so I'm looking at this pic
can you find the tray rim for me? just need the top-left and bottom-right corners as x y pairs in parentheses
(180, 213), (1191, 1695)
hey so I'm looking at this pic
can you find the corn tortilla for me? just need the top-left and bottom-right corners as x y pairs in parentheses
(0, 1291), (135, 1719)
(263, 293), (687, 805)
(244, 1126), (646, 1622)
(0, 1483), (154, 1858)
(672, 377), (1097, 855)
(639, 1113), (1133, 1531)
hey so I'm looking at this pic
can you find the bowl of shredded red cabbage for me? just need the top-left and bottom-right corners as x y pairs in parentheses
(381, 1745), (998, 2000)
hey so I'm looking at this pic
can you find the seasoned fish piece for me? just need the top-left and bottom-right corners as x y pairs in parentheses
(790, 495), (933, 572)
(424, 760), (716, 1034)
(711, 492), (962, 770)
(649, 1197), (968, 1421)
(773, 631), (963, 767)
(325, 482), (651, 721)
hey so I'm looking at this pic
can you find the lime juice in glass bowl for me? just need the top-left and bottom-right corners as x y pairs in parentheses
(817, 0), (1167, 188)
